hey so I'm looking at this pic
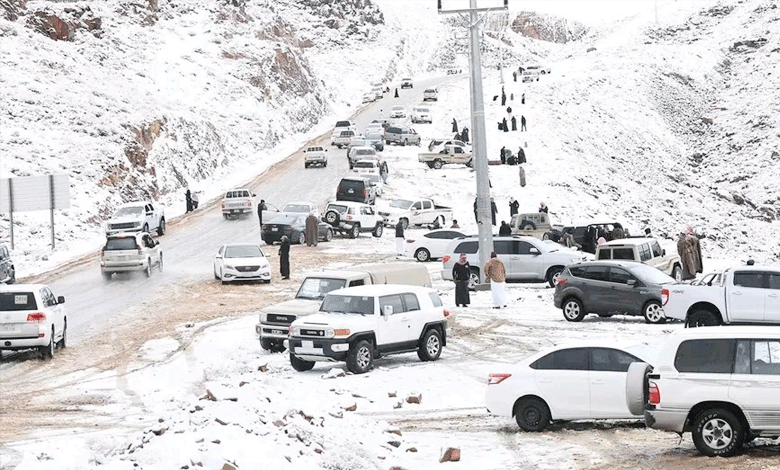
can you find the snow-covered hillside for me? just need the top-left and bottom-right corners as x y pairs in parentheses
(1, 0), (779, 277)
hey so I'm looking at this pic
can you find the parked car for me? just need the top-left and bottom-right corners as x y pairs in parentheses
(400, 78), (413, 89)
(221, 188), (255, 219)
(347, 145), (378, 169)
(411, 105), (432, 124)
(350, 159), (382, 179)
(427, 139), (470, 153)
(554, 260), (675, 324)
(364, 131), (385, 152)
(100, 232), (163, 280)
(486, 341), (658, 431)
(332, 130), (356, 148)
(362, 173), (384, 197)
(422, 88), (438, 101)
(378, 198), (452, 229)
(418, 144), (472, 169)
(213, 243), (271, 284)
(446, 67), (461, 75)
(0, 284), (67, 359)
(303, 146), (328, 168)
(404, 228), (467, 262)
(287, 284), (449, 374)
(262, 213), (333, 245)
(330, 120), (355, 145)
(322, 201), (384, 238)
(625, 326), (780, 457)
(105, 201), (166, 236)
(441, 235), (589, 288)
(0, 243), (15, 284)
(364, 122), (384, 135)
(336, 176), (376, 205)
(362, 93), (375, 104)
(595, 237), (682, 281)
(389, 105), (407, 118)
(280, 202), (319, 217)
(384, 126), (421, 146)
(510, 212), (555, 240)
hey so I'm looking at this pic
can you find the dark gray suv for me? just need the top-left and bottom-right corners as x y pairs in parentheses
(553, 260), (674, 324)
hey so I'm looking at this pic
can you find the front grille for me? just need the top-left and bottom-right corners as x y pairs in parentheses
(110, 222), (136, 230)
(301, 329), (325, 337)
(268, 314), (296, 324)
(236, 266), (259, 272)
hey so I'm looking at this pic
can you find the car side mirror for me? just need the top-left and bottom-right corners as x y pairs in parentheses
(155, 240), (160, 246)
(383, 305), (393, 317)
(627, 279), (637, 286)
(215, 254), (222, 259)
(252, 193), (257, 197)
(529, 248), (540, 255)
(57, 296), (65, 304)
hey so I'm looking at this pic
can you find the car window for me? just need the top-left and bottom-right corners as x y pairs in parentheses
(769, 274), (780, 290)
(590, 348), (642, 372)
(402, 293), (420, 311)
(379, 294), (405, 315)
(516, 241), (535, 255)
(674, 339), (735, 373)
(321, 295), (374, 315)
(360, 207), (373, 215)
(348, 279), (365, 287)
(327, 204), (348, 214)
(40, 287), (57, 307)
(493, 240), (514, 255)
(613, 248), (634, 260)
(105, 237), (137, 251)
(428, 292), (443, 307)
(597, 249), (612, 260)
(651, 241), (663, 257)
(422, 200), (432, 210)
(569, 266), (586, 277)
(733, 272), (764, 288)
(608, 267), (633, 285)
(751, 340), (780, 375)
(582, 266), (610, 282)
(0, 292), (37, 310)
(411, 202), (422, 210)
(454, 241), (478, 254)
(531, 348), (588, 371)
(639, 244), (652, 262)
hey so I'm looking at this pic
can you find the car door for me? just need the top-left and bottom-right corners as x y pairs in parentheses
(377, 294), (411, 348)
(409, 201), (423, 225)
(511, 240), (546, 280)
(40, 286), (65, 341)
(589, 347), (642, 418)
(605, 267), (645, 316)
(359, 206), (375, 229)
(401, 293), (425, 344)
(730, 339), (780, 429)
(579, 265), (612, 314)
(144, 204), (155, 230)
(532, 347), (590, 419)
(728, 271), (766, 322)
(648, 240), (671, 273)
(142, 234), (159, 265)
(214, 245), (225, 274)
(766, 273), (780, 322)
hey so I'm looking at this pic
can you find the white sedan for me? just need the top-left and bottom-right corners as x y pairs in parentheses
(485, 341), (658, 431)
(404, 228), (466, 262)
(389, 105), (406, 118)
(214, 244), (271, 284)
(0, 284), (67, 359)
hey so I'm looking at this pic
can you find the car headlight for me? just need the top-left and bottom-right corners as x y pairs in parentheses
(324, 328), (350, 339)
(291, 327), (301, 337)
(225, 265), (235, 270)
(570, 258), (581, 264)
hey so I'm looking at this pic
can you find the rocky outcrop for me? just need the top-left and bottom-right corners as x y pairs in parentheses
(124, 119), (164, 169)
(299, 0), (384, 28)
(0, 0), (25, 21)
(26, 5), (101, 41)
(511, 11), (587, 44)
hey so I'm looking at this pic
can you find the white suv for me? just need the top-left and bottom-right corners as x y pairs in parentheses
(423, 88), (438, 101)
(303, 146), (328, 168)
(0, 284), (67, 359)
(287, 284), (449, 374)
(100, 232), (163, 280)
(322, 201), (384, 239)
(595, 237), (683, 281)
(331, 120), (356, 145)
(626, 326), (780, 457)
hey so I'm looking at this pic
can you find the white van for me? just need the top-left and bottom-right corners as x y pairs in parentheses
(411, 106), (432, 124)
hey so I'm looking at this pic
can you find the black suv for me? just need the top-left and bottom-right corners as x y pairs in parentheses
(0, 243), (15, 284)
(336, 176), (375, 205)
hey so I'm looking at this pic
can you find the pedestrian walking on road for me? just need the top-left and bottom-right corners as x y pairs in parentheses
(484, 252), (507, 308)
(452, 253), (471, 307)
(279, 236), (290, 280)
(185, 189), (193, 213)
(394, 88), (399, 98)
(502, 117), (508, 133)
(521, 93), (525, 104)
(490, 197), (498, 226)
(520, 115), (527, 131)
(451, 118), (458, 134)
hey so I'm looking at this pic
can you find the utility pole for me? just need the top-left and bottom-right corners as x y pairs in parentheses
(439, 0), (507, 285)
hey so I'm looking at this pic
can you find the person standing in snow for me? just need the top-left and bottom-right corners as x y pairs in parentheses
(538, 202), (548, 213)
(185, 189), (193, 213)
(520, 115), (527, 131)
(305, 212), (318, 247)
(502, 117), (508, 133)
(484, 252), (507, 308)
(395, 220), (405, 257)
(452, 253), (471, 307)
(517, 146), (526, 164)
(521, 93), (525, 104)
(490, 197), (498, 226)
(499, 221), (511, 236)
(511, 115), (517, 131)
(518, 165), (526, 187)
(257, 199), (268, 228)
(394, 88), (399, 98)
(501, 88), (506, 106)
(677, 226), (703, 280)
(513, 71), (517, 82)
(500, 146), (507, 165)
(509, 197), (519, 216)
(461, 127), (469, 143)
(451, 118), (458, 134)
(279, 235), (291, 280)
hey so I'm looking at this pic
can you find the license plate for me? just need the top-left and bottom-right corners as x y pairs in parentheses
(1, 324), (14, 331)
(271, 227), (278, 231)
(271, 329), (284, 335)
(302, 340), (313, 349)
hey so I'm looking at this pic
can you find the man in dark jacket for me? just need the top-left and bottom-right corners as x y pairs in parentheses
(517, 147), (526, 164)
(279, 236), (290, 279)
(511, 116), (517, 131)
(305, 213), (318, 246)
(395, 220), (405, 257)
(461, 127), (469, 143)
(500, 146), (507, 165)
(451, 118), (458, 133)
(502, 117), (508, 133)
(185, 190), (193, 213)
(509, 197), (519, 216)
(499, 221), (511, 236)
(521, 115), (527, 131)
(490, 197), (498, 226)
(452, 253), (471, 307)
(257, 199), (268, 228)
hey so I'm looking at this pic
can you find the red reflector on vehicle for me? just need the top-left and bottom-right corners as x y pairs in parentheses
(649, 382), (660, 405)
(661, 288), (669, 306)
(555, 277), (566, 286)
(406, 239), (415, 243)
(443, 309), (450, 317)
(487, 373), (511, 385)
(442, 255), (451, 263)
(27, 312), (47, 323)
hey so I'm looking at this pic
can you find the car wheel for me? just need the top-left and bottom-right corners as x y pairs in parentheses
(145, 259), (152, 277)
(350, 224), (360, 239)
(625, 362), (652, 416)
(346, 339), (373, 374)
(157, 218), (165, 236)
(290, 353), (315, 372)
(40, 326), (55, 360)
(58, 319), (67, 349)
(514, 398), (550, 432)
(297, 232), (306, 245)
(402, 139), (408, 147)
(433, 159), (443, 169)
(672, 265), (683, 282)
(324, 210), (341, 226)
(417, 329), (442, 362)
(142, 223), (149, 233)
(102, 271), (112, 282)
(400, 218), (409, 230)
(325, 228), (333, 242)
(643, 300), (665, 324)
(562, 297), (586, 322)
(372, 223), (383, 238)
(546, 267), (563, 288)
(692, 408), (744, 457)
(520, 221), (537, 230)
(688, 309), (720, 327)
(468, 268), (480, 290)
(415, 248), (431, 262)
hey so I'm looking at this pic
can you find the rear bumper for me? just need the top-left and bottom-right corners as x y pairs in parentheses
(0, 328), (50, 349)
(645, 409), (687, 433)
(102, 260), (147, 272)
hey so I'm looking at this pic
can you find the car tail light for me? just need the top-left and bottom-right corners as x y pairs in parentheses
(442, 255), (451, 263)
(648, 382), (660, 405)
(443, 309), (450, 317)
(661, 288), (669, 306)
(555, 277), (566, 286)
(26, 312), (47, 322)
(487, 373), (511, 385)
(406, 239), (415, 243)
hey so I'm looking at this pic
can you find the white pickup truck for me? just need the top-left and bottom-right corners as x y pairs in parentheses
(221, 188), (255, 219)
(661, 264), (780, 326)
(418, 145), (473, 169)
(105, 201), (166, 236)
(379, 198), (453, 229)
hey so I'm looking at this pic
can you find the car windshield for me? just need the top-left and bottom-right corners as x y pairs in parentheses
(326, 204), (349, 214)
(320, 294), (375, 315)
(283, 204), (310, 213)
(0, 292), (37, 311)
(335, 121), (350, 127)
(296, 278), (348, 300)
(392, 106), (404, 111)
(114, 206), (143, 217)
(390, 199), (413, 209)
(631, 263), (676, 284)
(224, 245), (263, 258)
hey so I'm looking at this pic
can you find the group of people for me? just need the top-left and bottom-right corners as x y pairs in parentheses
(184, 190), (199, 213)
(452, 251), (507, 309)
(451, 118), (470, 143)
(499, 146), (526, 165)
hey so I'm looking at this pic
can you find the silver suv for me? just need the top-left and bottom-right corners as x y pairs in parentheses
(100, 232), (163, 280)
(384, 126), (420, 146)
(626, 326), (780, 457)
